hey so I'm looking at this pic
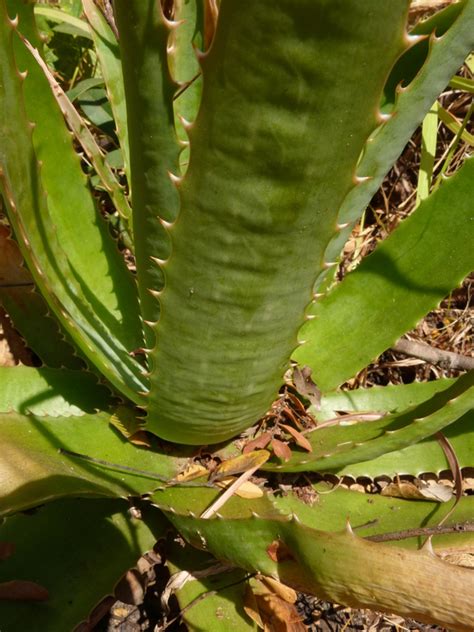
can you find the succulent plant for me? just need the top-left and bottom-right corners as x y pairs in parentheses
(0, 0), (473, 629)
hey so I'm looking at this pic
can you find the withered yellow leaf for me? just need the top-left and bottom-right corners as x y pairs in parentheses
(213, 450), (270, 479)
(175, 462), (208, 482)
(215, 476), (263, 499)
(109, 405), (146, 440)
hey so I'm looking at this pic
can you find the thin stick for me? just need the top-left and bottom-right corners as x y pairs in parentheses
(304, 412), (384, 434)
(393, 338), (474, 371)
(200, 465), (261, 519)
(0, 282), (35, 288)
(58, 448), (216, 488)
(365, 521), (474, 543)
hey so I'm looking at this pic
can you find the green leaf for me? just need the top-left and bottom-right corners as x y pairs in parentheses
(146, 0), (411, 444)
(66, 76), (104, 102)
(0, 410), (191, 516)
(0, 498), (168, 631)
(82, 0), (131, 193)
(153, 487), (474, 629)
(0, 1), (148, 401)
(166, 541), (257, 631)
(273, 488), (474, 551)
(0, 224), (84, 369)
(23, 38), (133, 231)
(303, 379), (474, 478)
(170, 0), (203, 172)
(114, 0), (181, 336)
(0, 365), (112, 416)
(295, 156), (474, 390)
(416, 100), (439, 204)
(33, 5), (92, 40)
(322, 0), (474, 275)
(263, 371), (474, 473)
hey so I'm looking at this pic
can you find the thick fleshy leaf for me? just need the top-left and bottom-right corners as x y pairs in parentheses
(170, 0), (203, 171)
(0, 0), (147, 401)
(295, 156), (474, 390)
(274, 487), (474, 552)
(166, 540), (257, 631)
(153, 486), (474, 629)
(319, 0), (474, 275)
(262, 371), (474, 473)
(305, 379), (474, 478)
(0, 498), (169, 631)
(0, 223), (84, 369)
(146, 0), (411, 444)
(0, 410), (189, 516)
(0, 366), (112, 416)
(114, 0), (181, 336)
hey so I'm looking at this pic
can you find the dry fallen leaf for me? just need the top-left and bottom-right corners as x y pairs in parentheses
(260, 576), (297, 604)
(243, 431), (273, 454)
(215, 476), (263, 499)
(175, 462), (208, 482)
(271, 439), (292, 462)
(280, 423), (312, 452)
(381, 479), (453, 502)
(243, 582), (265, 629)
(439, 551), (474, 568)
(292, 366), (321, 409)
(245, 576), (305, 632)
(213, 450), (270, 480)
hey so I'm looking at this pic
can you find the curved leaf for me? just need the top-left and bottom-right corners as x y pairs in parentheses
(114, 0), (181, 335)
(154, 487), (474, 630)
(0, 410), (189, 516)
(166, 541), (257, 632)
(0, 366), (112, 416)
(0, 223), (86, 369)
(82, 0), (132, 200)
(0, 1), (147, 400)
(263, 371), (474, 473)
(320, 0), (474, 274)
(295, 156), (474, 390)
(274, 487), (474, 552)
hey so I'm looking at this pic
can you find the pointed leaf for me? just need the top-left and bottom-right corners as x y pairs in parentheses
(262, 371), (474, 472)
(295, 157), (474, 390)
(82, 0), (131, 193)
(0, 1), (147, 400)
(0, 410), (189, 516)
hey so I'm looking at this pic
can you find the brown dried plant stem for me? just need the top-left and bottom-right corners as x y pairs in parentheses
(392, 338), (474, 371)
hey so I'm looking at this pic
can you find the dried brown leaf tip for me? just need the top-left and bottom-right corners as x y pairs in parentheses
(381, 476), (453, 502)
(271, 439), (292, 462)
(292, 365), (321, 409)
(244, 575), (305, 632)
(242, 387), (315, 461)
(266, 540), (294, 563)
(0, 580), (49, 601)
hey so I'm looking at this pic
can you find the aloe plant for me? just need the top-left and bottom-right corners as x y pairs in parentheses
(1, 0), (474, 629)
